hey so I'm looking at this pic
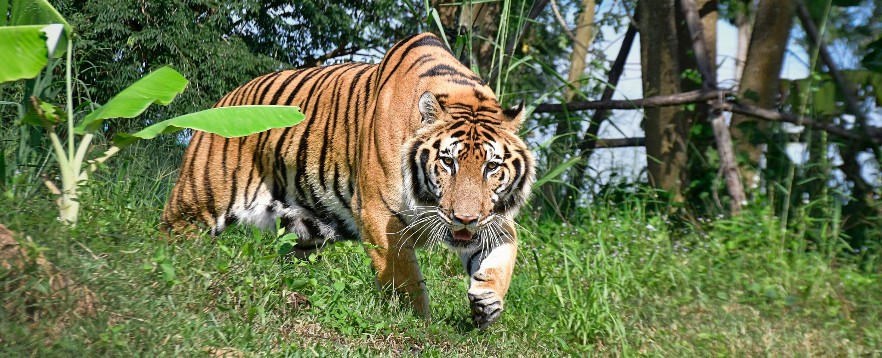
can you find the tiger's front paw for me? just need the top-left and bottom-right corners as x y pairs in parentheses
(468, 272), (504, 329)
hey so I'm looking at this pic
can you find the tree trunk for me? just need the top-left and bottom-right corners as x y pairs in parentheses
(564, 0), (596, 101)
(639, 0), (688, 203)
(429, 0), (500, 76)
(734, 0), (753, 83)
(730, 0), (797, 190)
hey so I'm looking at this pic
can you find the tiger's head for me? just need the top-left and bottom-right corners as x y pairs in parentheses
(402, 91), (535, 252)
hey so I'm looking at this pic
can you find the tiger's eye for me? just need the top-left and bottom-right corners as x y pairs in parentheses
(486, 162), (499, 170)
(442, 157), (454, 166)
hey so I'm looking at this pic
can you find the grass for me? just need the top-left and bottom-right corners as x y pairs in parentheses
(1, 141), (881, 357)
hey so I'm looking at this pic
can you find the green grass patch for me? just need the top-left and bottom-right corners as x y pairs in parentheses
(1, 144), (880, 356)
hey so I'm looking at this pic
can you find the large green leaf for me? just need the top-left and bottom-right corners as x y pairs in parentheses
(0, 25), (51, 83)
(8, 0), (71, 33)
(75, 66), (189, 134)
(7, 0), (71, 57)
(112, 106), (306, 148)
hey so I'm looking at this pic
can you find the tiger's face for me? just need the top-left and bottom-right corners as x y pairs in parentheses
(402, 91), (535, 252)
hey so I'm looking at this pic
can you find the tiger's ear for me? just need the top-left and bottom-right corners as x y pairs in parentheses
(418, 91), (443, 125)
(501, 101), (525, 130)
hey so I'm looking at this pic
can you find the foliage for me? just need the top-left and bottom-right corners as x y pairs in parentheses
(780, 70), (882, 117)
(1, 2), (305, 224)
(234, 0), (420, 67)
(45, 0), (420, 133)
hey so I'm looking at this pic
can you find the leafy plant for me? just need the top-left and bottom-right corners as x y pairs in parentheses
(1, 0), (305, 224)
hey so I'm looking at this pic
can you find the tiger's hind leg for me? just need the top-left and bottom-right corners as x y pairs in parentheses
(459, 222), (518, 329)
(280, 211), (340, 260)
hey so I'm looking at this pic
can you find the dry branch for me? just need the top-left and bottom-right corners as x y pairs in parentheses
(534, 89), (882, 144)
(594, 137), (645, 148)
(533, 89), (732, 113)
(716, 102), (880, 142)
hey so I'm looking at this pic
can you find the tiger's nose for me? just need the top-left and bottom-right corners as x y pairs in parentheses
(453, 213), (479, 226)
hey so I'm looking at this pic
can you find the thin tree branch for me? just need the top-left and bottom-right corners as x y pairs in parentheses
(796, 2), (861, 121)
(299, 44), (362, 67)
(533, 89), (733, 113)
(717, 102), (882, 142)
(535, 88), (880, 144)
(594, 137), (645, 148)
(549, 0), (582, 48)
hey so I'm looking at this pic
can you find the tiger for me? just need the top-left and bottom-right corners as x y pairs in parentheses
(161, 33), (535, 329)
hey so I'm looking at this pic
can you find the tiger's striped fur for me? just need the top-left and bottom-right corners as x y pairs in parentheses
(162, 33), (535, 328)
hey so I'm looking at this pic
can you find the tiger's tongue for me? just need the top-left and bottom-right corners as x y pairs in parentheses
(453, 229), (473, 241)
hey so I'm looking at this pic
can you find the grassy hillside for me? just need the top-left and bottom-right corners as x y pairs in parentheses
(1, 142), (880, 356)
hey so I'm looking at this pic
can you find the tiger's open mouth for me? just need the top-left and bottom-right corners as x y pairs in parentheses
(452, 228), (473, 241)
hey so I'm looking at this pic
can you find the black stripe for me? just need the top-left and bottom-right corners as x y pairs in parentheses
(476, 105), (497, 114)
(379, 193), (407, 226)
(282, 67), (332, 106)
(473, 89), (488, 102)
(319, 65), (359, 188)
(495, 156), (525, 213)
(344, 65), (373, 194)
(403, 53), (434, 75)
(293, 65), (354, 205)
(243, 72), (278, 104)
(184, 133), (204, 221)
(408, 142), (432, 204)
(237, 80), (261, 106)
(332, 165), (350, 211)
(376, 33), (422, 80)
(246, 132), (267, 207)
(216, 91), (235, 107)
(270, 69), (310, 105)
(419, 64), (468, 79)
(377, 35), (450, 93)
(220, 138), (230, 181)
(225, 137), (246, 215)
(302, 220), (322, 239)
(419, 148), (436, 198)
(254, 71), (286, 104)
(466, 249), (483, 275)
(203, 135), (218, 220)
